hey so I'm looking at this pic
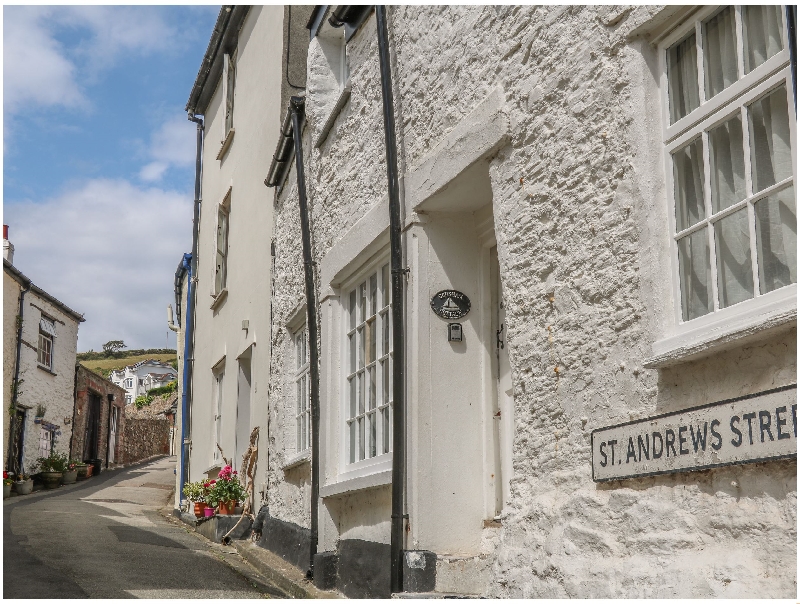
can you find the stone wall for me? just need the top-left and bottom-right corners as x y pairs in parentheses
(122, 417), (170, 465)
(267, 5), (797, 598)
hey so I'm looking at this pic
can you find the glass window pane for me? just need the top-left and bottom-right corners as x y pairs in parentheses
(383, 407), (391, 454)
(301, 410), (307, 451)
(349, 333), (356, 373)
(703, 7), (739, 99)
(359, 282), (366, 324)
(743, 5), (785, 74)
(755, 186), (797, 293)
(370, 273), (377, 317)
(678, 229), (713, 320)
(358, 327), (365, 369)
(709, 114), (746, 213)
(668, 33), (700, 124)
(369, 412), (376, 458)
(673, 138), (706, 231)
(382, 264), (390, 308)
(349, 289), (356, 330)
(368, 365), (376, 410)
(366, 319), (376, 364)
(748, 86), (792, 193)
(358, 417), (365, 461)
(358, 371), (365, 415)
(382, 311), (391, 356)
(349, 421), (355, 463)
(715, 209), (754, 308)
(349, 377), (356, 418)
(382, 359), (390, 406)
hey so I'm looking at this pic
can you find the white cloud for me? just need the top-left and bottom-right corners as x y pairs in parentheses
(139, 117), (197, 182)
(3, 6), (177, 116)
(4, 179), (193, 352)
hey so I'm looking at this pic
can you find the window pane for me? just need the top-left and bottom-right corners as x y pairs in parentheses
(382, 264), (390, 308)
(668, 33), (700, 124)
(217, 211), (227, 253)
(349, 377), (356, 418)
(349, 421), (356, 463)
(382, 311), (391, 356)
(359, 282), (366, 324)
(703, 7), (738, 99)
(301, 411), (307, 451)
(678, 229), (713, 320)
(382, 359), (390, 406)
(748, 86), (792, 193)
(382, 407), (391, 454)
(755, 186), (797, 293)
(366, 319), (376, 365)
(349, 333), (356, 373)
(358, 417), (365, 461)
(358, 371), (365, 415)
(358, 327), (365, 369)
(370, 273), (377, 317)
(673, 138), (706, 231)
(349, 289), (356, 330)
(715, 209), (754, 308)
(368, 365), (376, 410)
(743, 5), (785, 74)
(369, 412), (376, 458)
(709, 114), (746, 212)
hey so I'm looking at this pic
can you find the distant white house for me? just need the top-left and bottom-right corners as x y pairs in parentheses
(109, 360), (177, 405)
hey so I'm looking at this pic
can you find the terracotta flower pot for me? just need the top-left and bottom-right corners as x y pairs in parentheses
(14, 479), (33, 495)
(76, 465), (89, 480)
(40, 471), (63, 490)
(85, 464), (94, 478)
(194, 502), (207, 518)
(61, 469), (78, 485)
(217, 500), (237, 515)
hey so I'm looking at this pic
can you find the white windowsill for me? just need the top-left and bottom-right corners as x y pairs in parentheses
(320, 457), (392, 499)
(203, 462), (222, 476)
(314, 82), (351, 148)
(37, 364), (56, 376)
(645, 287), (796, 369)
(210, 288), (228, 310)
(282, 449), (310, 470)
(216, 128), (235, 161)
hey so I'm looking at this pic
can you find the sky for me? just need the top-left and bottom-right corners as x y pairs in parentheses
(3, 5), (220, 352)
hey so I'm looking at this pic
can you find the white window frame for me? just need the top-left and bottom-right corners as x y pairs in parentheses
(38, 425), (55, 458)
(224, 50), (237, 136)
(124, 378), (133, 389)
(659, 6), (796, 340)
(340, 255), (393, 473)
(313, 20), (351, 147)
(37, 330), (53, 370)
(294, 325), (311, 455)
(213, 189), (232, 299)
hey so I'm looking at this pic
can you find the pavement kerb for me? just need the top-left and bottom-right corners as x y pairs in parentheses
(160, 500), (340, 599)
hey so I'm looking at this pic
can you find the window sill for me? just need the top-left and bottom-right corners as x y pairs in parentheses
(320, 459), (392, 499)
(216, 128), (235, 161)
(282, 450), (310, 471)
(314, 82), (351, 148)
(203, 463), (222, 477)
(210, 288), (228, 311)
(644, 287), (796, 369)
(37, 364), (56, 376)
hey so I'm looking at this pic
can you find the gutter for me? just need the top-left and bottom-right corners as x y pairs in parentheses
(264, 107), (296, 189)
(3, 259), (85, 324)
(375, 6), (407, 594)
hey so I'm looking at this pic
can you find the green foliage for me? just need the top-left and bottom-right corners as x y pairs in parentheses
(206, 465), (245, 506)
(182, 480), (208, 503)
(35, 404), (46, 418)
(102, 340), (126, 356)
(77, 348), (177, 361)
(134, 395), (153, 409)
(147, 380), (178, 397)
(35, 452), (68, 473)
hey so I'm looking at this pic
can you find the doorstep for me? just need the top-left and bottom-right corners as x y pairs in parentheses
(174, 510), (252, 542)
(392, 593), (482, 599)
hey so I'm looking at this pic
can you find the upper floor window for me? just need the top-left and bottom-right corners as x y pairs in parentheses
(214, 191), (231, 296)
(662, 6), (796, 323)
(294, 325), (310, 454)
(344, 261), (392, 464)
(124, 378), (133, 389)
(37, 316), (55, 370)
(225, 51), (236, 136)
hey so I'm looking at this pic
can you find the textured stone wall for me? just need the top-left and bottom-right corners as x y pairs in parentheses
(122, 417), (170, 465)
(267, 5), (796, 597)
(3, 271), (22, 463)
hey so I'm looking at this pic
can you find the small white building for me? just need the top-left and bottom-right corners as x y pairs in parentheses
(109, 360), (177, 405)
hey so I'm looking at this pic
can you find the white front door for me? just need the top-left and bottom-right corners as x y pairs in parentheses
(108, 406), (119, 464)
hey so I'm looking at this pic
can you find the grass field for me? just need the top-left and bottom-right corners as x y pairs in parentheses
(80, 353), (177, 378)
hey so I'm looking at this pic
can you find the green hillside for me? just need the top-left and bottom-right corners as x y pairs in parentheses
(77, 350), (177, 379)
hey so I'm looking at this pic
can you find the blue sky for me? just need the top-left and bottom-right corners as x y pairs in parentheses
(4, 5), (219, 351)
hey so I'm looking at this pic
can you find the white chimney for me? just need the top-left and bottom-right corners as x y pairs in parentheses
(3, 225), (14, 264)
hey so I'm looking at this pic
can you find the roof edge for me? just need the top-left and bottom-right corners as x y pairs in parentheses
(4, 259), (85, 323)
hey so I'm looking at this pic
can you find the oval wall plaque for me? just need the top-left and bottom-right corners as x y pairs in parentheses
(430, 290), (471, 320)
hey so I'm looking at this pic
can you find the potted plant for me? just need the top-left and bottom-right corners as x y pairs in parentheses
(14, 472), (33, 495)
(35, 452), (67, 489)
(61, 459), (80, 485)
(3, 472), (12, 499)
(182, 481), (208, 517)
(75, 461), (89, 480)
(207, 465), (245, 515)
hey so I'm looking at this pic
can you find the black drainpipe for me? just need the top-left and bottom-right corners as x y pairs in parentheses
(289, 96), (321, 579)
(6, 281), (30, 474)
(787, 5), (797, 110)
(376, 6), (406, 595)
(183, 113), (204, 496)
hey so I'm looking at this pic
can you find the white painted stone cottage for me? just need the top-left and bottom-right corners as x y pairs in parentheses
(109, 360), (177, 405)
(3, 227), (85, 475)
(260, 4), (796, 599)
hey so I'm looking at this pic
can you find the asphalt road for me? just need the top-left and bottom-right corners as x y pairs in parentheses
(3, 456), (270, 599)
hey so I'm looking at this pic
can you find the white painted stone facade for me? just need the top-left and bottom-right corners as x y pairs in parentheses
(3, 259), (83, 473)
(266, 5), (796, 598)
(109, 360), (177, 404)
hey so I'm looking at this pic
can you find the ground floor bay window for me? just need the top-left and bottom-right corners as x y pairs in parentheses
(345, 261), (392, 465)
